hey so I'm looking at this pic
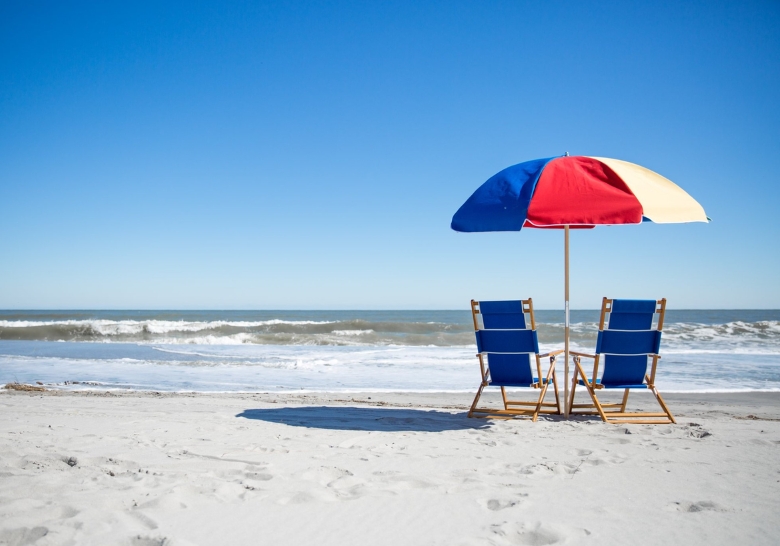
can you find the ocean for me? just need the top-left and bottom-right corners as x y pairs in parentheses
(1, 309), (778, 393)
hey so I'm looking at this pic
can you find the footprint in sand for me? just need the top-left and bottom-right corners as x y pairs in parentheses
(518, 462), (556, 476)
(300, 466), (354, 487)
(54, 505), (80, 519)
(514, 529), (560, 546)
(0, 526), (48, 546)
(490, 522), (592, 545)
(130, 510), (159, 530)
(672, 500), (725, 513)
(490, 522), (561, 545)
(372, 470), (400, 476)
(519, 461), (585, 476)
(287, 466), (368, 500)
(244, 471), (273, 482)
(131, 536), (169, 546)
(484, 498), (524, 511)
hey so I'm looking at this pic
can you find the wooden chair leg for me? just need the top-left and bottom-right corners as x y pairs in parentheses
(468, 382), (486, 418)
(551, 369), (561, 414)
(576, 362), (608, 422)
(568, 372), (578, 411)
(655, 391), (676, 424)
(585, 385), (608, 422)
(533, 365), (557, 421)
(500, 386), (508, 410)
(532, 384), (547, 422)
(620, 389), (630, 412)
(645, 375), (676, 424)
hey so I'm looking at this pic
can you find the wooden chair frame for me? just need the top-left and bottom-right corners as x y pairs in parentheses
(468, 299), (562, 422)
(568, 297), (676, 424)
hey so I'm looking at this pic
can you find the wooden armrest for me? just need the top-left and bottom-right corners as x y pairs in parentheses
(539, 349), (564, 358)
(570, 351), (597, 358)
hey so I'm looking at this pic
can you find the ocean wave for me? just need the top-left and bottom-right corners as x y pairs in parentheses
(0, 318), (336, 334)
(0, 318), (472, 346)
(0, 318), (778, 351)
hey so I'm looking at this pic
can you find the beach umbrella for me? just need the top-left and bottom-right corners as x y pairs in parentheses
(451, 154), (708, 416)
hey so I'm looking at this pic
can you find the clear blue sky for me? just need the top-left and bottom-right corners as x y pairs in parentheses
(1, 1), (778, 309)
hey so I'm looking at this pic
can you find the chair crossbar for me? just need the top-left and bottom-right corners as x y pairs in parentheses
(601, 353), (656, 356)
(481, 351), (534, 354)
(601, 412), (669, 418)
(505, 401), (558, 407)
(471, 407), (557, 415)
(472, 407), (561, 414)
(469, 413), (516, 420)
(606, 418), (673, 424)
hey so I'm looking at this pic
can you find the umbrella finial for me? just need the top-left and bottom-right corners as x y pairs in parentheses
(565, 151), (569, 157)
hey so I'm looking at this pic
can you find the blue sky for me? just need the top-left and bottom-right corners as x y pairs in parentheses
(1, 1), (778, 309)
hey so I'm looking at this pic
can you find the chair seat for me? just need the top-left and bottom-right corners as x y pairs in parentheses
(578, 379), (647, 389)
(491, 377), (551, 388)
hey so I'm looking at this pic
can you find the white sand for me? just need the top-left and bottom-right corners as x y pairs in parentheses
(1, 389), (779, 546)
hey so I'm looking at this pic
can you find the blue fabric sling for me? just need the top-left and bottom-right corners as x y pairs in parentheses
(475, 300), (540, 387)
(594, 299), (660, 389)
(478, 300), (527, 329)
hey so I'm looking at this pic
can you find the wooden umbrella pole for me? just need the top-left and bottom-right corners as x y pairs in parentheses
(564, 225), (570, 418)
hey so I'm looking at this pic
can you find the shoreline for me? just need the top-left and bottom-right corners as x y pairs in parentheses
(4, 387), (780, 411)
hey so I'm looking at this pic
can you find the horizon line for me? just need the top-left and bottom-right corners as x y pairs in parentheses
(1, 308), (778, 312)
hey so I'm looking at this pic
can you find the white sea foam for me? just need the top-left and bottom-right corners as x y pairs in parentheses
(2, 340), (778, 393)
(150, 334), (258, 345)
(0, 318), (335, 332)
(1, 311), (778, 393)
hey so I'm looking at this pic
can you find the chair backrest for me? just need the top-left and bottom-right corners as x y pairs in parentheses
(597, 298), (664, 387)
(472, 300), (539, 386)
(479, 300), (527, 329)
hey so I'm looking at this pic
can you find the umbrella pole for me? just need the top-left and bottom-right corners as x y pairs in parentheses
(564, 225), (570, 418)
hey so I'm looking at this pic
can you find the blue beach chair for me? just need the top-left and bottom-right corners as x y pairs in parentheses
(569, 298), (676, 424)
(469, 299), (562, 421)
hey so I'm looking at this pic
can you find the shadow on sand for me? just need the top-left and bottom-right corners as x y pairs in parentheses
(236, 406), (492, 432)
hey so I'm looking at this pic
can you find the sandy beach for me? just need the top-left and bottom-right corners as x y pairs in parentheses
(1, 389), (778, 546)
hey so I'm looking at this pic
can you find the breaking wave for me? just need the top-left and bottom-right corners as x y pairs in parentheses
(0, 317), (778, 353)
(0, 318), (472, 346)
